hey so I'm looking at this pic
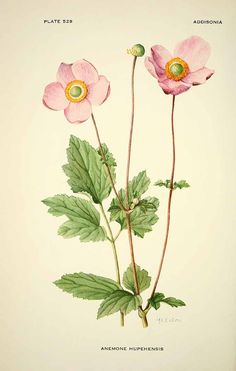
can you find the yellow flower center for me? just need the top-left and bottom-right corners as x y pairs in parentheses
(65, 80), (88, 103)
(165, 57), (189, 81)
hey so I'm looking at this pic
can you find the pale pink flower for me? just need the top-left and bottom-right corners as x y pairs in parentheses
(43, 60), (110, 123)
(145, 36), (214, 95)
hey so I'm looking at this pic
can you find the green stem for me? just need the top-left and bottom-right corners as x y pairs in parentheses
(120, 312), (125, 327)
(99, 204), (121, 284)
(99, 203), (124, 326)
(141, 315), (148, 328)
(138, 307), (149, 328)
(114, 228), (122, 241)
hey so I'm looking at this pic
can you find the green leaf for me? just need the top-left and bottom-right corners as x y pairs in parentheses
(154, 179), (170, 188)
(54, 273), (121, 300)
(108, 171), (159, 238)
(129, 200), (159, 237)
(162, 297), (186, 307)
(138, 197), (160, 212)
(42, 194), (107, 242)
(149, 293), (186, 310)
(123, 264), (151, 294)
(154, 179), (190, 190)
(63, 135), (113, 204)
(109, 170), (150, 214)
(128, 171), (151, 201)
(174, 180), (190, 189)
(97, 143), (116, 185)
(97, 290), (142, 319)
(108, 188), (126, 222)
(97, 143), (117, 168)
(109, 197), (159, 237)
(148, 292), (165, 310)
(109, 197), (159, 238)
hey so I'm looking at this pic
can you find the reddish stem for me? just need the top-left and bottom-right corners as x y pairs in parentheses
(149, 95), (176, 299)
(125, 56), (140, 295)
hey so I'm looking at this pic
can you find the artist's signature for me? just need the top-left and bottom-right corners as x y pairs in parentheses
(157, 317), (182, 323)
(43, 19), (73, 24)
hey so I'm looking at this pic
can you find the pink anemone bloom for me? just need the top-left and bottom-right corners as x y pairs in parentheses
(43, 60), (110, 123)
(145, 35), (214, 95)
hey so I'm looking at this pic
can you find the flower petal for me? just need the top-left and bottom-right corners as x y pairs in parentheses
(151, 45), (172, 70)
(43, 82), (68, 110)
(64, 99), (92, 123)
(174, 36), (211, 71)
(144, 57), (158, 78)
(158, 79), (191, 95)
(87, 75), (110, 105)
(182, 67), (214, 85)
(72, 60), (99, 85)
(56, 63), (75, 87)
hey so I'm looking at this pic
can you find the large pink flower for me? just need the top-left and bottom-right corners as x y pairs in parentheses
(145, 36), (214, 95)
(43, 60), (110, 123)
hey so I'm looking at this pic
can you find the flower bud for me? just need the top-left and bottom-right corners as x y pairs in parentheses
(132, 198), (139, 205)
(127, 44), (145, 57)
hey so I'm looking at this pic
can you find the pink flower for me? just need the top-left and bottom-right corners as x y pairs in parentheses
(43, 60), (110, 123)
(145, 36), (214, 95)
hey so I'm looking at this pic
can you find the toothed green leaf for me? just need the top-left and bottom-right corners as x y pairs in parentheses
(149, 293), (186, 310)
(148, 293), (165, 310)
(97, 290), (142, 319)
(123, 264), (151, 293)
(162, 297), (186, 307)
(97, 143), (117, 168)
(108, 171), (159, 238)
(42, 195), (107, 242)
(54, 273), (121, 300)
(154, 179), (190, 190)
(63, 136), (113, 203)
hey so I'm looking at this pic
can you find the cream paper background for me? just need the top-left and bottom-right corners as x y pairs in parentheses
(1, 0), (236, 370)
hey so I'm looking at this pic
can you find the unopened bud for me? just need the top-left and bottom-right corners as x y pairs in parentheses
(127, 44), (145, 57)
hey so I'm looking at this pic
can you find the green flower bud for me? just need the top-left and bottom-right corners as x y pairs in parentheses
(127, 44), (145, 57)
(132, 198), (139, 205)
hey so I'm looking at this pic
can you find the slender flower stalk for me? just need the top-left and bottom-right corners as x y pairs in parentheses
(125, 56), (140, 296)
(125, 56), (137, 195)
(99, 203), (124, 327)
(149, 95), (176, 300)
(125, 46), (149, 327)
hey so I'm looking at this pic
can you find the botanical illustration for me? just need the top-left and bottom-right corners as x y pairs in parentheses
(42, 36), (214, 327)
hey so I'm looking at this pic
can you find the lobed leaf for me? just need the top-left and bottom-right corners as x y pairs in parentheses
(154, 179), (190, 190)
(123, 264), (151, 294)
(162, 297), (186, 307)
(129, 203), (159, 237)
(149, 292), (186, 310)
(54, 273), (121, 300)
(97, 143), (117, 168)
(148, 292), (165, 310)
(109, 170), (150, 213)
(128, 171), (151, 201)
(108, 171), (159, 238)
(97, 290), (142, 319)
(63, 136), (113, 204)
(42, 194), (107, 242)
